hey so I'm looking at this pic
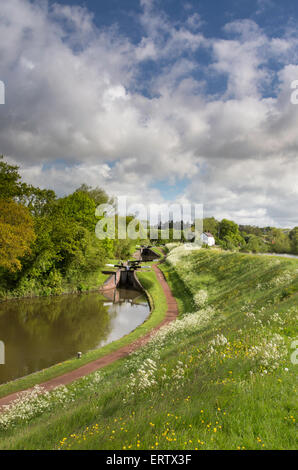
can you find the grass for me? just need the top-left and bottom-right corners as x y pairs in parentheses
(0, 268), (166, 399)
(0, 246), (297, 450)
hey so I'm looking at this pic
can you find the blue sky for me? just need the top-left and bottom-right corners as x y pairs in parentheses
(49, 0), (298, 39)
(49, 0), (298, 76)
(48, 0), (297, 96)
(1, 0), (298, 226)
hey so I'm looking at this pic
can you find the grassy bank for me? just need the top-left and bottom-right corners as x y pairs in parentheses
(0, 268), (166, 399)
(0, 247), (297, 450)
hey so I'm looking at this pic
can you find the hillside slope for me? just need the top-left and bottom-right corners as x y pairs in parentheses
(0, 247), (297, 450)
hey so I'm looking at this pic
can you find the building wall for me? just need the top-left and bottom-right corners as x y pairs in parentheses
(201, 233), (215, 246)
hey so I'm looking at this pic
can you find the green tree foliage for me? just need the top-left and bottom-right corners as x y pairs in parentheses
(203, 217), (219, 237)
(52, 191), (97, 232)
(219, 219), (238, 238)
(267, 228), (291, 254)
(113, 239), (133, 259)
(75, 184), (110, 207)
(18, 186), (56, 217)
(289, 227), (298, 254)
(1, 155), (296, 298)
(239, 224), (264, 237)
(0, 156), (56, 216)
(0, 158), (113, 297)
(218, 219), (245, 250)
(0, 156), (25, 199)
(0, 199), (36, 272)
(241, 235), (269, 253)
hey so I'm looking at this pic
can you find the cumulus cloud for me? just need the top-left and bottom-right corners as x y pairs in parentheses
(0, 0), (297, 227)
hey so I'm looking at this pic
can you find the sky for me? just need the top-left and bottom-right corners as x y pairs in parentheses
(0, 0), (298, 227)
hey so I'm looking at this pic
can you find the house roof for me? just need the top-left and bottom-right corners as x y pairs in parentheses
(203, 232), (214, 238)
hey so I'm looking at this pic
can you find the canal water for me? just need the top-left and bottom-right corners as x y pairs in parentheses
(0, 288), (149, 385)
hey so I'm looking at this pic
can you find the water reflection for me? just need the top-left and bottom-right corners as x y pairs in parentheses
(0, 288), (149, 384)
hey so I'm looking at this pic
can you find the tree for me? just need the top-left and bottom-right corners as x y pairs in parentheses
(0, 156), (56, 216)
(289, 227), (298, 254)
(268, 228), (291, 253)
(239, 224), (263, 237)
(219, 219), (239, 238)
(18, 185), (56, 217)
(0, 156), (25, 199)
(203, 217), (219, 237)
(52, 191), (97, 232)
(242, 235), (268, 253)
(218, 219), (245, 250)
(75, 184), (110, 207)
(0, 199), (36, 271)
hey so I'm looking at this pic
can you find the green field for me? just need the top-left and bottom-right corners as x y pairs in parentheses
(0, 246), (297, 450)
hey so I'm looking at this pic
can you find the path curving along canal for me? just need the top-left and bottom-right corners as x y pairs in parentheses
(0, 265), (178, 409)
(0, 288), (149, 386)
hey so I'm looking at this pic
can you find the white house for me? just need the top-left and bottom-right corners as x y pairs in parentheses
(201, 232), (216, 246)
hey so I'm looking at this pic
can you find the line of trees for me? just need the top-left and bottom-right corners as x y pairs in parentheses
(1, 154), (297, 298)
(149, 216), (298, 254)
(203, 217), (298, 254)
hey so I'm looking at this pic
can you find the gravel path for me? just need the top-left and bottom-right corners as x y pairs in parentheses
(0, 264), (178, 409)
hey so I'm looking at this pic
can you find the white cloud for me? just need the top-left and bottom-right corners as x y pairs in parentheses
(0, 1), (297, 227)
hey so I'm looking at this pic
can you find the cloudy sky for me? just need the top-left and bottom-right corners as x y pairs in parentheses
(0, 0), (298, 227)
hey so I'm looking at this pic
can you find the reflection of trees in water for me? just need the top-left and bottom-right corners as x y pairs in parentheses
(0, 289), (150, 384)
(3, 293), (111, 346)
(102, 288), (146, 305)
(0, 293), (112, 383)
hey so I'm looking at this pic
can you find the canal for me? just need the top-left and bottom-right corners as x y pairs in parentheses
(0, 288), (149, 385)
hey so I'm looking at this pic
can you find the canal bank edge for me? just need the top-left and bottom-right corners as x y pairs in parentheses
(0, 267), (159, 399)
(0, 264), (178, 407)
